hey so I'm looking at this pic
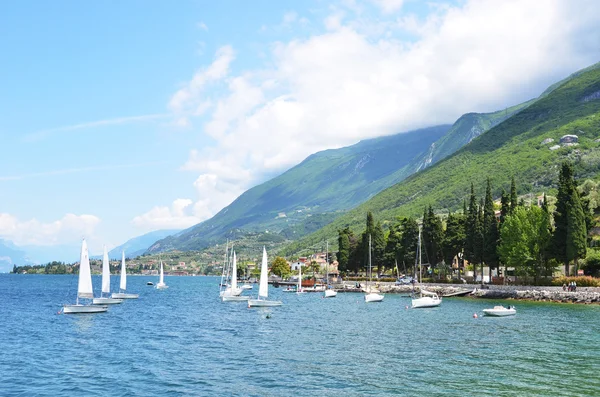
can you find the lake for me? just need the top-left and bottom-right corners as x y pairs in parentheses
(1, 274), (599, 396)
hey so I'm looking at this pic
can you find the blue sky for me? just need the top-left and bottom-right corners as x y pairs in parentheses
(1, 0), (599, 258)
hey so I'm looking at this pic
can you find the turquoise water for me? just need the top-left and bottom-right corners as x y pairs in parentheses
(1, 274), (599, 396)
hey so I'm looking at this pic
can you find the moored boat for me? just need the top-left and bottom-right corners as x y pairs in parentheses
(483, 305), (516, 317)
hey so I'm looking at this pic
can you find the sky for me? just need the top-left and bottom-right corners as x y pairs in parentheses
(1, 0), (600, 257)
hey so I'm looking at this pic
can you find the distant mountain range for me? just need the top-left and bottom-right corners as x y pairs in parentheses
(0, 239), (30, 272)
(147, 125), (451, 253)
(108, 229), (180, 259)
(146, 90), (537, 253)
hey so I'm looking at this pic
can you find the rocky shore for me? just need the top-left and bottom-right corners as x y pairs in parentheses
(336, 282), (600, 304)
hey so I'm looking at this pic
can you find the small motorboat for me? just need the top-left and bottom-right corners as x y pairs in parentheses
(147, 281), (154, 286)
(483, 305), (516, 317)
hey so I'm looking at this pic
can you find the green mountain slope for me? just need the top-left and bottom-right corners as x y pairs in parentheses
(284, 63), (600, 255)
(148, 125), (450, 252)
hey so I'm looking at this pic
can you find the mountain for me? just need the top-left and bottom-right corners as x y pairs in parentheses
(148, 125), (451, 252)
(0, 239), (30, 272)
(284, 62), (600, 255)
(109, 229), (180, 259)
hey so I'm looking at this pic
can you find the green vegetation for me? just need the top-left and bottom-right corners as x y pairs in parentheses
(284, 63), (600, 259)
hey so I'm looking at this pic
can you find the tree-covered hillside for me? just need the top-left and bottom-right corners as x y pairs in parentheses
(284, 63), (600, 256)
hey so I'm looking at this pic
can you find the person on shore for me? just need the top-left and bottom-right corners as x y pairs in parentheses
(573, 281), (577, 292)
(562, 283), (567, 291)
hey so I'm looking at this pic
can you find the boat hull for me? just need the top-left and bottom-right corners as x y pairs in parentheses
(156, 283), (168, 289)
(483, 308), (516, 317)
(364, 293), (384, 302)
(411, 297), (442, 308)
(63, 304), (108, 314)
(111, 292), (139, 299)
(222, 295), (250, 302)
(248, 299), (282, 307)
(324, 289), (337, 298)
(92, 297), (123, 305)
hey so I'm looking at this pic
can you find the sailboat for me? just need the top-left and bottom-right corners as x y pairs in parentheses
(112, 251), (139, 299)
(248, 246), (282, 307)
(220, 244), (243, 298)
(324, 241), (337, 298)
(222, 251), (249, 301)
(364, 235), (384, 302)
(63, 239), (108, 314)
(411, 225), (442, 308)
(296, 262), (305, 294)
(92, 246), (123, 305)
(156, 260), (168, 289)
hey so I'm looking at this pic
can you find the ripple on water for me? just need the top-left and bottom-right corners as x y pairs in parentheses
(1, 276), (599, 396)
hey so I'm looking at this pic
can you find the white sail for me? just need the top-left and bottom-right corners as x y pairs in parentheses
(78, 239), (94, 299)
(119, 251), (127, 291)
(231, 251), (238, 291)
(258, 246), (269, 299)
(101, 245), (110, 294)
(159, 261), (164, 284)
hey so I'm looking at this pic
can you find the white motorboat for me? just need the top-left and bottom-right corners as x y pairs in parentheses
(63, 239), (108, 314)
(483, 305), (516, 317)
(364, 235), (383, 303)
(112, 251), (139, 299)
(324, 288), (337, 298)
(93, 246), (123, 305)
(248, 247), (282, 307)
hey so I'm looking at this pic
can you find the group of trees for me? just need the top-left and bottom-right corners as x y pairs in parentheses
(337, 162), (593, 283)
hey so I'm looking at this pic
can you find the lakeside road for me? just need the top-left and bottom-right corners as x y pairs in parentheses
(334, 282), (600, 304)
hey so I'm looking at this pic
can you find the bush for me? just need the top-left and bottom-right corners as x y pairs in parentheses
(551, 275), (600, 287)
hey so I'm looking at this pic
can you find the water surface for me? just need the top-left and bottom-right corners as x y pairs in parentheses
(1, 275), (598, 396)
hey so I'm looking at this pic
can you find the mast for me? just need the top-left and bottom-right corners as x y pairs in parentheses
(368, 234), (372, 289)
(418, 225), (422, 283)
(325, 241), (328, 286)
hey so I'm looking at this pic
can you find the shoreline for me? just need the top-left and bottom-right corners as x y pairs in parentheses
(334, 282), (600, 305)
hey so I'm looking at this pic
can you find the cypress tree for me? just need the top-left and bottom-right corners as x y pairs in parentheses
(483, 178), (500, 279)
(475, 198), (485, 282)
(553, 162), (576, 275)
(372, 221), (386, 275)
(566, 189), (587, 272)
(510, 176), (517, 213)
(337, 228), (351, 273)
(399, 217), (419, 276)
(500, 188), (510, 226)
(443, 212), (466, 279)
(465, 183), (478, 265)
(384, 224), (401, 274)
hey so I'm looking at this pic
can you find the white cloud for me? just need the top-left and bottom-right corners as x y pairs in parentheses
(168, 45), (235, 120)
(197, 21), (208, 31)
(24, 114), (168, 142)
(0, 213), (101, 246)
(371, 0), (404, 14)
(150, 0), (600, 231)
(132, 198), (201, 230)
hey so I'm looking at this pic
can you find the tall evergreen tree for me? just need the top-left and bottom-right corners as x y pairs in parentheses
(399, 217), (419, 275)
(510, 176), (517, 213)
(465, 183), (479, 271)
(422, 206), (443, 267)
(474, 198), (485, 282)
(337, 228), (351, 273)
(372, 221), (386, 275)
(500, 188), (510, 226)
(566, 188), (587, 272)
(553, 162), (576, 275)
(442, 212), (466, 278)
(483, 178), (500, 279)
(384, 224), (401, 274)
